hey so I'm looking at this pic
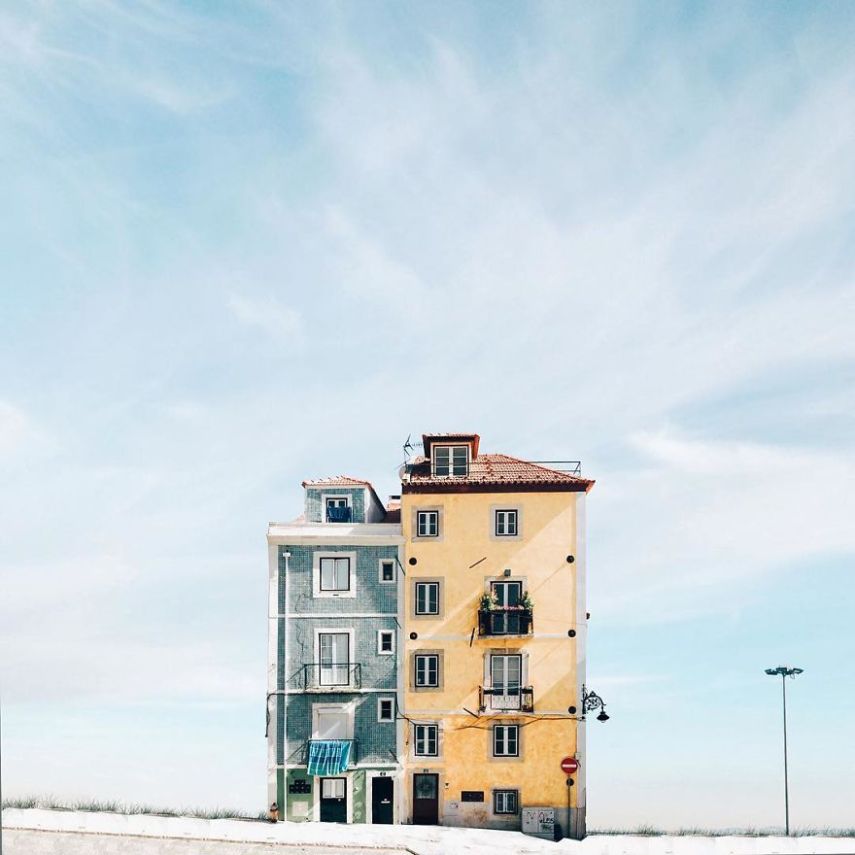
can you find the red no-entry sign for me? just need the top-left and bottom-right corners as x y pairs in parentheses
(560, 756), (579, 775)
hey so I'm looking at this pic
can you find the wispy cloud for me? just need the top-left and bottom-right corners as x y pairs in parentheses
(227, 293), (304, 341)
(0, 400), (28, 456)
(325, 206), (428, 313)
(590, 429), (855, 623)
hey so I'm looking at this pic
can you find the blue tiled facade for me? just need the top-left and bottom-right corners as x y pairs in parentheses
(279, 544), (399, 615)
(269, 484), (402, 824)
(305, 487), (366, 523)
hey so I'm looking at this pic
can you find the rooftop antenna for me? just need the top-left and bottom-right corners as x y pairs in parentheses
(399, 434), (415, 482)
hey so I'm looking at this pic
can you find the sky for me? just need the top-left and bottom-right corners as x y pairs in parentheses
(1, 0), (854, 831)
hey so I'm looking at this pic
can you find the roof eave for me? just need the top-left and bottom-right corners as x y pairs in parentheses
(402, 479), (594, 495)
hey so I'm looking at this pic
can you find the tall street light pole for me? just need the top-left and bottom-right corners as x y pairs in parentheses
(764, 666), (803, 836)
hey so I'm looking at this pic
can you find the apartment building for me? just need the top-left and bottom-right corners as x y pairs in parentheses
(400, 433), (594, 839)
(266, 477), (404, 824)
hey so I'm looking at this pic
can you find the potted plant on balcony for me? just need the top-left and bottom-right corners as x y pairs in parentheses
(520, 590), (533, 611)
(479, 592), (496, 612)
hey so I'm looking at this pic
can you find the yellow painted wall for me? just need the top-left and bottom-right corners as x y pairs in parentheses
(402, 489), (582, 823)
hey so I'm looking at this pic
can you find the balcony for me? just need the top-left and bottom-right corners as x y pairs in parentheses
(478, 608), (533, 637)
(326, 506), (353, 523)
(479, 685), (534, 713)
(301, 662), (362, 691)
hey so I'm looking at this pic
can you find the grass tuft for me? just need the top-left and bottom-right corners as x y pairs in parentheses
(589, 825), (855, 838)
(1, 796), (261, 821)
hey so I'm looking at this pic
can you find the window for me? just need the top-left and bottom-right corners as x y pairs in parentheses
(461, 791), (484, 802)
(318, 632), (350, 686)
(493, 789), (519, 815)
(319, 557), (350, 592)
(379, 559), (395, 583)
(416, 510), (439, 537)
(321, 778), (346, 799)
(377, 630), (395, 655)
(377, 697), (395, 722)
(495, 509), (518, 537)
(313, 551), (356, 599)
(491, 580), (522, 608)
(415, 654), (439, 687)
(492, 724), (519, 757)
(490, 654), (522, 709)
(313, 705), (350, 739)
(415, 582), (439, 615)
(485, 581), (528, 635)
(414, 724), (438, 756)
(433, 445), (468, 477)
(325, 497), (351, 523)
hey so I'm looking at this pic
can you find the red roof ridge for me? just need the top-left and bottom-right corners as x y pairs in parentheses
(301, 475), (373, 488)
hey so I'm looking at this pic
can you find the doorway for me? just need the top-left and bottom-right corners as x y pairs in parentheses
(320, 777), (347, 823)
(371, 776), (394, 824)
(412, 773), (439, 825)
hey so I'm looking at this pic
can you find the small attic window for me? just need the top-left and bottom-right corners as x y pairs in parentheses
(325, 497), (352, 523)
(432, 445), (468, 477)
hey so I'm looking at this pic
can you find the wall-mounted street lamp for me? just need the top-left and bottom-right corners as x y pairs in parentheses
(764, 665), (803, 836)
(581, 684), (610, 722)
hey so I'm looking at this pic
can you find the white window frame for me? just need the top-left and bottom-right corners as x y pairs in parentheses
(377, 629), (395, 655)
(414, 654), (439, 688)
(313, 628), (355, 688)
(312, 551), (357, 599)
(494, 509), (518, 537)
(492, 724), (520, 757)
(378, 558), (396, 584)
(489, 653), (523, 710)
(377, 697), (395, 723)
(416, 510), (439, 538)
(493, 789), (519, 815)
(319, 557), (350, 593)
(415, 581), (440, 616)
(414, 723), (439, 756)
(431, 444), (469, 477)
(311, 702), (355, 739)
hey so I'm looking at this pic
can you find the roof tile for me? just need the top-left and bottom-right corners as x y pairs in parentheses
(404, 453), (594, 491)
(301, 475), (373, 488)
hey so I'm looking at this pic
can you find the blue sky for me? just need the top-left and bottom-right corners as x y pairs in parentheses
(1, 0), (854, 830)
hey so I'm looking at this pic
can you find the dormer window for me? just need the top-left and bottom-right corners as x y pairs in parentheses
(325, 497), (352, 523)
(432, 445), (468, 477)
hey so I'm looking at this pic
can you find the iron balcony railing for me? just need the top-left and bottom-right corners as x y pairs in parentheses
(478, 608), (534, 637)
(479, 685), (534, 713)
(531, 460), (582, 476)
(326, 506), (353, 523)
(301, 662), (362, 690)
(304, 738), (359, 765)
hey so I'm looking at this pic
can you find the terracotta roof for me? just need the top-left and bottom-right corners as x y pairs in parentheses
(301, 475), (373, 488)
(403, 453), (594, 493)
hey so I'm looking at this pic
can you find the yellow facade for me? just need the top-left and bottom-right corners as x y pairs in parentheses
(401, 483), (588, 836)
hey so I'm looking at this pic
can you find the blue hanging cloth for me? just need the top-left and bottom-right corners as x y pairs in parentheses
(307, 740), (352, 776)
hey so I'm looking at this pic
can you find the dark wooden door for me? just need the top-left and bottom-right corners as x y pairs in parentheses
(371, 776), (394, 824)
(412, 773), (439, 825)
(320, 777), (347, 823)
